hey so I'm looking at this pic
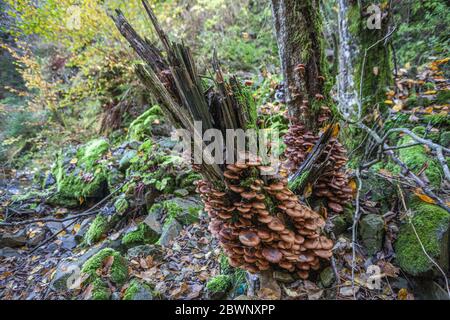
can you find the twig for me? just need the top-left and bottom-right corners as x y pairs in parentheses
(351, 168), (363, 299)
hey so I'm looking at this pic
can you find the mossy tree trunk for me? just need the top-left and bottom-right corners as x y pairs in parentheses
(271, 0), (330, 132)
(348, 0), (393, 118)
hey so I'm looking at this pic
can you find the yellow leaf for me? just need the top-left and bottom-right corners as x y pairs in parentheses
(423, 90), (437, 95)
(303, 183), (313, 198)
(413, 189), (435, 204)
(79, 197), (85, 205)
(392, 103), (403, 112)
(348, 179), (357, 193)
(70, 158), (78, 164)
(73, 223), (81, 234)
(332, 123), (340, 138)
(398, 288), (408, 300)
(384, 100), (394, 105)
(423, 106), (434, 114)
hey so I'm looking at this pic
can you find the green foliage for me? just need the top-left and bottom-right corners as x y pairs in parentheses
(122, 223), (159, 247)
(81, 248), (128, 285)
(394, 0), (450, 65)
(206, 275), (232, 293)
(395, 200), (450, 275)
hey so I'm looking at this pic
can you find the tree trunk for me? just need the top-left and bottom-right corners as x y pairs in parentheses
(349, 0), (393, 117)
(271, 0), (329, 131)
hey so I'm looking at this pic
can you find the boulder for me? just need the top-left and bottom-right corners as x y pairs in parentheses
(159, 219), (182, 248)
(0, 229), (27, 248)
(395, 201), (449, 276)
(360, 214), (385, 255)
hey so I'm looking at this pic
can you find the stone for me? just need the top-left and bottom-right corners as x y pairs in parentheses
(159, 220), (182, 247)
(126, 244), (164, 261)
(319, 267), (336, 288)
(74, 217), (94, 243)
(395, 201), (449, 276)
(60, 235), (78, 250)
(412, 279), (450, 300)
(359, 214), (385, 255)
(123, 280), (154, 300)
(173, 188), (189, 197)
(144, 212), (163, 234)
(272, 271), (294, 283)
(0, 229), (27, 248)
(118, 150), (137, 172)
(0, 247), (20, 258)
(331, 215), (348, 235)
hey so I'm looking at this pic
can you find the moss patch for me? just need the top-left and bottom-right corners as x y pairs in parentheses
(83, 214), (109, 246)
(81, 248), (128, 286)
(91, 278), (111, 300)
(396, 135), (442, 188)
(122, 223), (159, 248)
(206, 275), (232, 294)
(123, 279), (153, 300)
(128, 105), (163, 141)
(395, 200), (450, 275)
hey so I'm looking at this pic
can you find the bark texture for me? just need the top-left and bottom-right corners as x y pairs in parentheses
(271, 0), (328, 130)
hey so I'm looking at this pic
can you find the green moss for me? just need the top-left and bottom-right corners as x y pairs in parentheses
(91, 278), (111, 300)
(436, 89), (450, 104)
(123, 279), (153, 300)
(114, 195), (129, 215)
(128, 105), (163, 141)
(52, 138), (110, 201)
(122, 223), (159, 247)
(423, 113), (450, 126)
(81, 248), (128, 286)
(395, 200), (450, 275)
(396, 135), (442, 188)
(206, 275), (232, 293)
(83, 214), (109, 246)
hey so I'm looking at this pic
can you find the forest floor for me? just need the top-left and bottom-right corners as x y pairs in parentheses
(0, 58), (449, 300)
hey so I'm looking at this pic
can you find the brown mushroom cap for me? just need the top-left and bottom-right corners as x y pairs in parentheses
(268, 218), (285, 232)
(238, 231), (261, 247)
(229, 185), (244, 193)
(262, 247), (283, 263)
(328, 202), (343, 213)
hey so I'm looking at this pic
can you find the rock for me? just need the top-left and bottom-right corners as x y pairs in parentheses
(395, 201), (449, 276)
(412, 279), (450, 300)
(74, 217), (94, 243)
(123, 280), (153, 300)
(0, 229), (27, 248)
(359, 214), (385, 255)
(159, 219), (182, 247)
(143, 211), (163, 234)
(50, 241), (117, 291)
(319, 267), (336, 288)
(81, 248), (128, 286)
(27, 228), (46, 246)
(173, 188), (189, 197)
(165, 197), (202, 226)
(60, 235), (77, 250)
(0, 247), (20, 258)
(331, 215), (348, 235)
(126, 244), (164, 261)
(118, 150), (137, 172)
(121, 223), (159, 248)
(46, 221), (64, 236)
(272, 271), (294, 283)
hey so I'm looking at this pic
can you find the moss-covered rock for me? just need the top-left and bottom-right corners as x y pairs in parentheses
(81, 248), (128, 286)
(440, 131), (450, 148)
(395, 200), (450, 276)
(359, 214), (385, 255)
(83, 214), (109, 246)
(206, 275), (232, 298)
(122, 223), (159, 248)
(91, 278), (111, 300)
(128, 106), (164, 141)
(52, 138), (110, 203)
(114, 195), (129, 215)
(396, 135), (442, 188)
(123, 279), (153, 300)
